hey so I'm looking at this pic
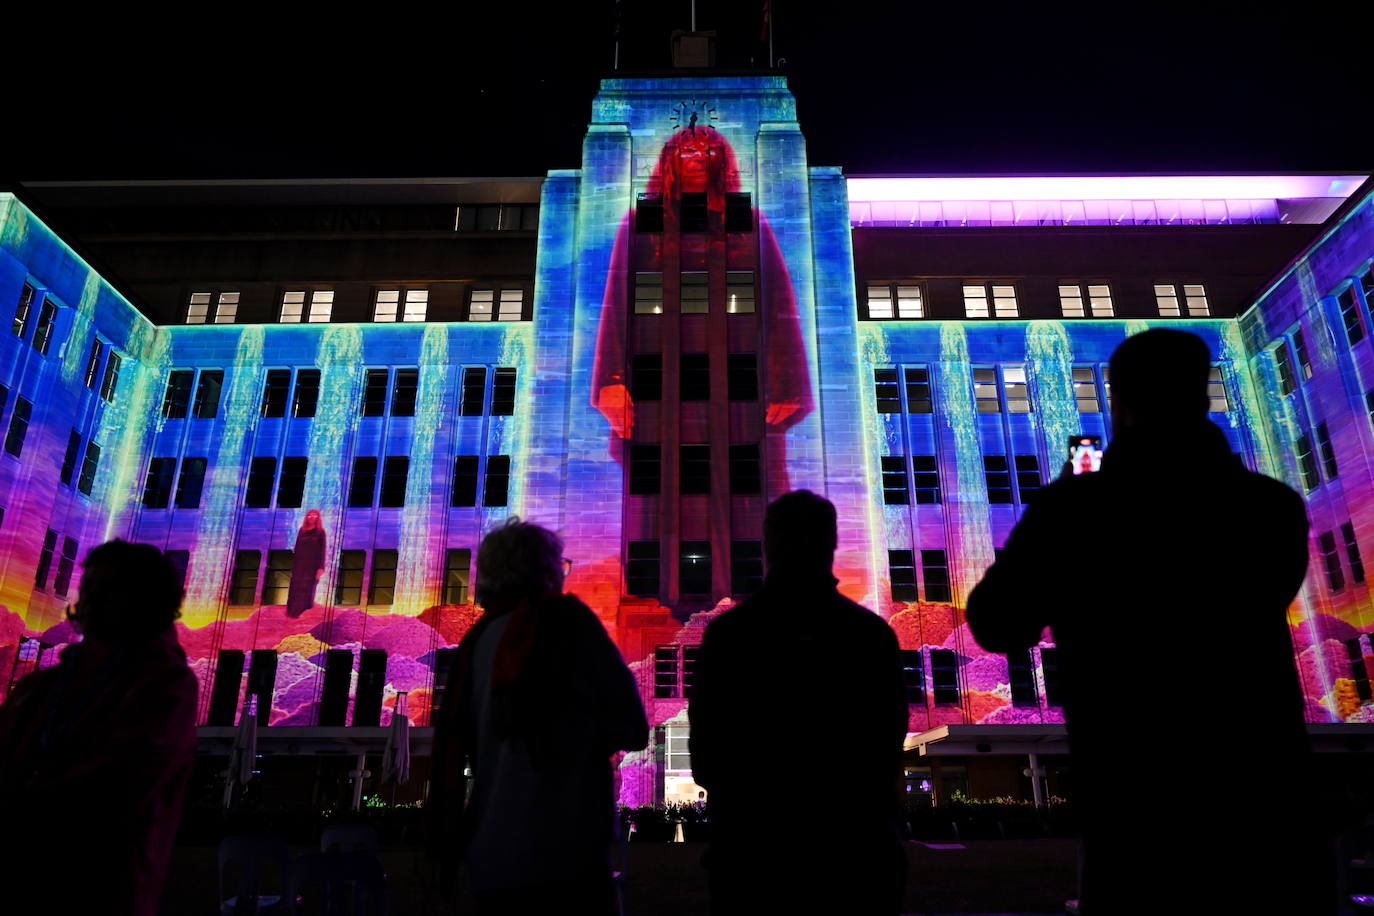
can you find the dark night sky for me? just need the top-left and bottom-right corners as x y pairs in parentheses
(8, 3), (1371, 182)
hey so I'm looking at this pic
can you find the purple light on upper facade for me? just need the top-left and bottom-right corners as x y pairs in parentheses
(846, 175), (1367, 204)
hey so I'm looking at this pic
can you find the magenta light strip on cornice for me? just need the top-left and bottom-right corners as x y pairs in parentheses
(845, 175), (1367, 203)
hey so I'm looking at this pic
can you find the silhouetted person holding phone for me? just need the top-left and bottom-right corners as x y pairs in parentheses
(429, 519), (648, 915)
(0, 540), (198, 916)
(968, 329), (1333, 914)
(690, 490), (908, 915)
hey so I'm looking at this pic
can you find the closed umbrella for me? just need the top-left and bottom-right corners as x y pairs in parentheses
(222, 695), (258, 808)
(381, 691), (411, 788)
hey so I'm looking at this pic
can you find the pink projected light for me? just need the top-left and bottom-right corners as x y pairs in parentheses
(846, 175), (1367, 203)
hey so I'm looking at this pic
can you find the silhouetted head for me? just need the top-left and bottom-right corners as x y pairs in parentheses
(764, 490), (838, 576)
(301, 508), (322, 532)
(1109, 329), (1212, 431)
(70, 540), (183, 643)
(475, 518), (565, 608)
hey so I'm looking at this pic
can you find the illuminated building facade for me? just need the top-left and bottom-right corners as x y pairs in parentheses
(2, 74), (1371, 804)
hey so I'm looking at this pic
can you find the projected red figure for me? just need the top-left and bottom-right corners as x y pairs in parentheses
(592, 126), (812, 491)
(286, 509), (326, 618)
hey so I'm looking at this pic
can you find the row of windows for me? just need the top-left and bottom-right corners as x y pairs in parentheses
(185, 287), (529, 325)
(59, 430), (102, 497)
(885, 454), (1043, 506)
(12, 285), (122, 402)
(874, 365), (1229, 414)
(635, 192), (753, 234)
(227, 546), (472, 607)
(862, 281), (1210, 321)
(631, 271), (756, 315)
(625, 539), (763, 598)
(1336, 266), (1374, 349)
(1294, 422), (1339, 492)
(897, 646), (1059, 708)
(889, 549), (951, 602)
(1318, 522), (1365, 593)
(630, 353), (758, 401)
(628, 444), (761, 496)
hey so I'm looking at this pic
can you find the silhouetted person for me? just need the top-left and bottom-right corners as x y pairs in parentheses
(689, 490), (908, 915)
(967, 329), (1334, 914)
(286, 507), (326, 617)
(429, 519), (648, 915)
(0, 540), (198, 916)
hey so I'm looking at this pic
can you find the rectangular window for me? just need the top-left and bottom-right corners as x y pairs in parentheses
(629, 445), (660, 495)
(913, 456), (941, 504)
(187, 291), (211, 324)
(1015, 455), (1042, 503)
(725, 192), (752, 232)
(229, 549), (262, 606)
(682, 647), (701, 699)
(1207, 366), (1230, 412)
(654, 645), (680, 698)
(262, 550), (294, 605)
(491, 368), (516, 416)
(729, 444), (761, 495)
(497, 289), (524, 321)
(634, 272), (663, 315)
(483, 455), (511, 507)
(451, 456), (479, 507)
(889, 549), (917, 601)
(726, 271), (755, 314)
(380, 456), (409, 508)
(1320, 531), (1345, 591)
(460, 367), (487, 415)
(875, 368), (901, 413)
(680, 541), (711, 594)
(1343, 521), (1366, 584)
(60, 430), (82, 486)
(636, 195), (664, 232)
(1184, 284), (1209, 316)
(626, 541), (660, 596)
(881, 456), (908, 505)
(444, 548), (472, 604)
(245, 457), (277, 508)
(391, 368), (419, 417)
(1059, 284), (1085, 318)
(899, 649), (925, 704)
(866, 283), (894, 319)
(215, 292), (240, 324)
(280, 290), (306, 323)
(1155, 284), (1181, 317)
(1073, 367), (1100, 412)
(362, 368), (389, 417)
(681, 444), (711, 494)
(35, 530), (57, 590)
(4, 397), (31, 457)
(290, 369), (318, 419)
(1008, 649), (1037, 707)
(963, 284), (989, 319)
(13, 283), (34, 337)
(730, 540), (764, 596)
(984, 456), (1012, 504)
(1087, 284), (1114, 317)
(1340, 287), (1365, 346)
(276, 457), (307, 508)
(989, 285), (1018, 317)
(175, 457), (207, 509)
(905, 367), (932, 413)
(335, 550), (365, 605)
(468, 289), (494, 321)
(1294, 329), (1313, 380)
(681, 271), (709, 314)
(369, 549), (398, 605)
(1316, 422), (1338, 479)
(162, 370), (194, 419)
(1295, 434), (1320, 491)
(262, 369), (291, 418)
(1349, 638), (1373, 702)
(893, 284), (923, 319)
(51, 536), (76, 598)
(307, 289), (332, 321)
(100, 352), (121, 402)
(922, 549), (952, 602)
(973, 369), (1000, 413)
(166, 550), (190, 591)
(930, 648), (960, 705)
(348, 457), (377, 508)
(374, 289), (400, 322)
(143, 457), (176, 508)
(194, 370), (225, 419)
(681, 354), (710, 401)
(84, 338), (105, 389)
(1041, 648), (1063, 706)
(32, 297), (58, 355)
(1275, 343), (1297, 396)
(76, 442), (101, 496)
(631, 354), (662, 402)
(680, 192), (708, 232)
(1003, 367), (1032, 412)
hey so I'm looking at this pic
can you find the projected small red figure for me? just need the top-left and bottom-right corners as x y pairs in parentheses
(286, 508), (326, 618)
(592, 124), (812, 491)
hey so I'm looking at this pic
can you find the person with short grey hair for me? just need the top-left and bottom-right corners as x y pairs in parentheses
(430, 518), (648, 915)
